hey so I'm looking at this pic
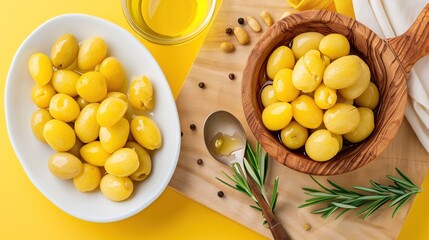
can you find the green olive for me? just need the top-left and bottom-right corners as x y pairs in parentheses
(338, 58), (371, 100)
(99, 118), (130, 153)
(266, 46), (295, 80)
(323, 103), (360, 134)
(131, 116), (162, 150)
(343, 107), (375, 143)
(105, 148), (139, 177)
(323, 55), (362, 89)
(280, 121), (308, 149)
(49, 93), (80, 122)
(305, 129), (340, 162)
(128, 75), (154, 111)
(80, 141), (111, 167)
(76, 71), (107, 103)
(273, 68), (300, 102)
(51, 34), (79, 69)
(292, 50), (325, 93)
(100, 174), (133, 201)
(74, 103), (100, 143)
(314, 83), (337, 109)
(291, 32), (324, 60)
(260, 85), (279, 108)
(31, 83), (57, 109)
(125, 142), (152, 181)
(262, 102), (293, 131)
(48, 152), (82, 180)
(73, 163), (101, 192)
(78, 36), (107, 71)
(31, 109), (53, 143)
(291, 95), (323, 129)
(99, 57), (126, 91)
(354, 82), (379, 110)
(28, 52), (53, 86)
(43, 119), (76, 151)
(96, 98), (128, 127)
(319, 33), (350, 60)
(51, 70), (80, 97)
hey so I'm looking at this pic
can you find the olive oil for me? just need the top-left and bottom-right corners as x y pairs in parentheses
(211, 132), (244, 157)
(127, 0), (210, 37)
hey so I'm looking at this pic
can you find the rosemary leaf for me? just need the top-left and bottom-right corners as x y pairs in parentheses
(300, 169), (420, 219)
(363, 198), (391, 219)
(271, 177), (279, 211)
(356, 195), (389, 201)
(244, 158), (260, 187)
(389, 192), (413, 207)
(395, 168), (413, 184)
(262, 151), (269, 184)
(331, 202), (358, 209)
(353, 186), (384, 194)
(327, 179), (353, 194)
(310, 175), (335, 194)
(216, 143), (279, 225)
(322, 206), (339, 219)
(392, 195), (412, 217)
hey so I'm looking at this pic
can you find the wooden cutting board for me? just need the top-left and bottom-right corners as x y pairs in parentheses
(169, 0), (429, 239)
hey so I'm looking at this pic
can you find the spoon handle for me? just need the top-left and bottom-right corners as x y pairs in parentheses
(245, 170), (292, 240)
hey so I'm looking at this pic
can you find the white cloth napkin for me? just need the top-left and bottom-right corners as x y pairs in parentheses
(352, 0), (429, 153)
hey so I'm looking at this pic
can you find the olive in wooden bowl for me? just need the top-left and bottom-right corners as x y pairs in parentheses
(242, 6), (429, 175)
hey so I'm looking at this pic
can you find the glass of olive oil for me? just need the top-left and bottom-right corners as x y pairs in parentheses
(122, 0), (217, 45)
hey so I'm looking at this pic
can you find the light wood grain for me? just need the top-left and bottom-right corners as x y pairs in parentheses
(169, 0), (429, 239)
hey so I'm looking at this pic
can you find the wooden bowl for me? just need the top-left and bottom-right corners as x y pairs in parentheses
(242, 5), (429, 175)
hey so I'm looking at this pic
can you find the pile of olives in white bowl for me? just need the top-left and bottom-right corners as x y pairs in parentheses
(29, 33), (162, 201)
(259, 32), (379, 162)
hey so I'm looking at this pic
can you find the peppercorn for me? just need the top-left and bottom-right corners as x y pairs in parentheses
(228, 73), (235, 80)
(197, 159), (203, 165)
(181, 131), (183, 137)
(198, 82), (205, 88)
(190, 124), (196, 130)
(238, 17), (244, 25)
(225, 27), (233, 35)
(217, 191), (224, 198)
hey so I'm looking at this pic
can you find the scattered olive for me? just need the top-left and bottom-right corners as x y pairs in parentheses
(304, 223), (311, 231)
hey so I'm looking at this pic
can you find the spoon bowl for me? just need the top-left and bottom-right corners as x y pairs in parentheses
(203, 110), (246, 166)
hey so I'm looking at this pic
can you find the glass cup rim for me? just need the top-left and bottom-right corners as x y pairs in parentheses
(121, 0), (217, 45)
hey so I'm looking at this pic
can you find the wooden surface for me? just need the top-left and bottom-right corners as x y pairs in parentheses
(169, 0), (429, 239)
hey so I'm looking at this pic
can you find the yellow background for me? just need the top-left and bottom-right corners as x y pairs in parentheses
(0, 0), (426, 239)
(0, 0), (262, 239)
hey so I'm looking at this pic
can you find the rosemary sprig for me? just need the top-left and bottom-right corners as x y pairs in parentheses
(299, 168), (421, 219)
(216, 143), (279, 214)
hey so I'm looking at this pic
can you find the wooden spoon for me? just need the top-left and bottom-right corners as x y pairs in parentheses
(203, 110), (291, 240)
(242, 4), (429, 175)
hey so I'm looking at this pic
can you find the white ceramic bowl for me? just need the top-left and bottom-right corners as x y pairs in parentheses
(5, 14), (181, 222)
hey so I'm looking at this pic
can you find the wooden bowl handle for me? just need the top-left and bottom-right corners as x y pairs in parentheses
(387, 3), (429, 74)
